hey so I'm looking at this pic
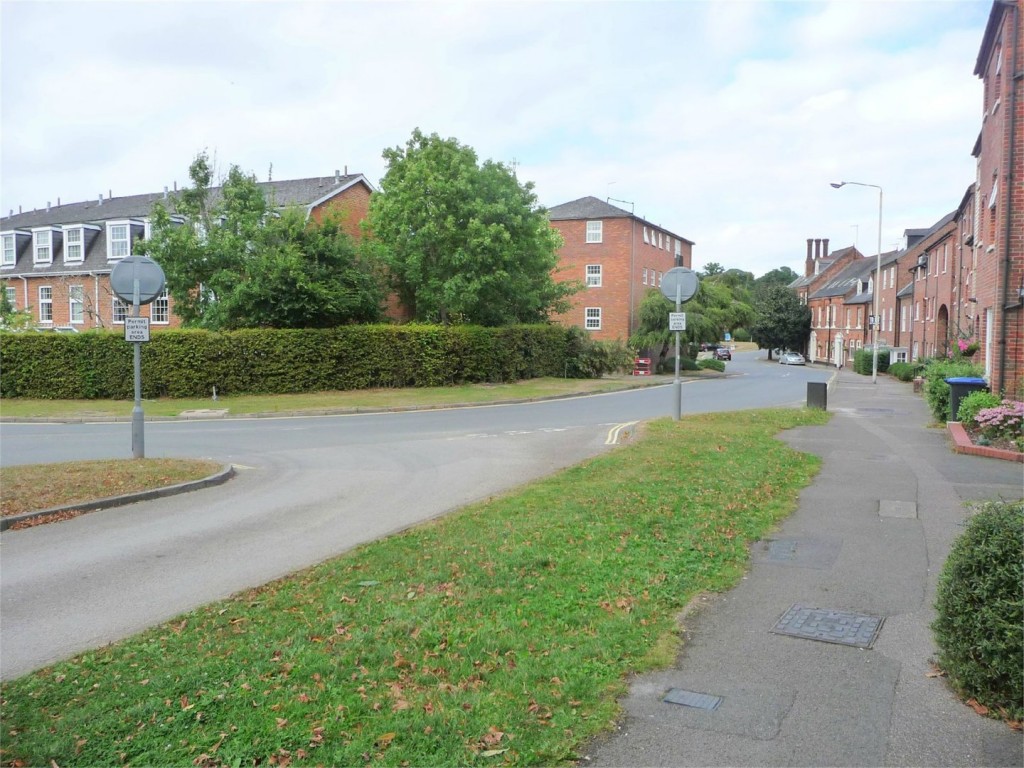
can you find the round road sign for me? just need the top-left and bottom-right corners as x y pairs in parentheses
(660, 267), (699, 303)
(110, 256), (166, 306)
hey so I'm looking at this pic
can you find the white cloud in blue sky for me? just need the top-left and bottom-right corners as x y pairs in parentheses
(1, 0), (990, 277)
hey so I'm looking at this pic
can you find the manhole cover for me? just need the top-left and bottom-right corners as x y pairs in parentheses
(771, 604), (883, 648)
(663, 688), (722, 711)
(879, 500), (918, 519)
(752, 537), (842, 570)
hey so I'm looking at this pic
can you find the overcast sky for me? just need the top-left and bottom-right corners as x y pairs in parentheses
(1, 0), (990, 278)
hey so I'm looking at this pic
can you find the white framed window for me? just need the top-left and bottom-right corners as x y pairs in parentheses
(107, 221), (131, 260)
(901, 305), (908, 332)
(69, 285), (84, 324)
(845, 308), (851, 328)
(643, 227), (649, 244)
(658, 271), (663, 286)
(942, 245), (948, 273)
(658, 232), (663, 249)
(33, 230), (53, 265)
(585, 221), (602, 244)
(151, 289), (169, 324)
(5, 285), (16, 307)
(642, 268), (648, 285)
(585, 264), (602, 287)
(39, 285), (53, 323)
(584, 307), (601, 330)
(1, 233), (15, 267)
(675, 239), (682, 257)
(113, 297), (129, 324)
(64, 226), (84, 263)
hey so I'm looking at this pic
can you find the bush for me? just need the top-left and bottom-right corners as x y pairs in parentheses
(697, 358), (725, 372)
(956, 390), (1002, 424)
(887, 361), (925, 382)
(974, 400), (1024, 449)
(853, 348), (890, 375)
(563, 328), (633, 378)
(731, 327), (751, 342)
(921, 359), (986, 422)
(933, 500), (1023, 721)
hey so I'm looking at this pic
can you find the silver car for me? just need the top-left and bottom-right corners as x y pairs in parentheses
(779, 351), (806, 365)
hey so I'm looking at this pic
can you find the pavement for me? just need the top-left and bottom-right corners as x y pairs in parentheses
(583, 366), (1023, 767)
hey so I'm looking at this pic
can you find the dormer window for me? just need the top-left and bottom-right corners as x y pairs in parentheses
(106, 220), (137, 260)
(32, 227), (60, 265)
(64, 226), (84, 263)
(1, 233), (15, 267)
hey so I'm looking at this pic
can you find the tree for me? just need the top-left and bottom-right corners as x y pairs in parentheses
(366, 129), (577, 325)
(751, 285), (811, 359)
(754, 266), (799, 297)
(0, 281), (33, 330)
(700, 262), (725, 277)
(138, 153), (383, 329)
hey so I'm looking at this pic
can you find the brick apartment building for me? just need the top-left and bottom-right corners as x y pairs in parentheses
(791, 1), (1022, 394)
(546, 196), (694, 342)
(0, 171), (374, 331)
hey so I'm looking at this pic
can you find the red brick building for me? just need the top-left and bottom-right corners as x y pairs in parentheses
(546, 196), (694, 342)
(1, 171), (374, 331)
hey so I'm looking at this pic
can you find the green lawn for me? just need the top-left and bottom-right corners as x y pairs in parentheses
(0, 408), (829, 766)
(0, 376), (670, 420)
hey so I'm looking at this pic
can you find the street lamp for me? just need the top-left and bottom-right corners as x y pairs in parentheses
(831, 181), (883, 384)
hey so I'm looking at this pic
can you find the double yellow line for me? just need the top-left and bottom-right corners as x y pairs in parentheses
(605, 421), (639, 445)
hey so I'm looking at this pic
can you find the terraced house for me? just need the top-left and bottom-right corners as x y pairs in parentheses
(0, 171), (374, 331)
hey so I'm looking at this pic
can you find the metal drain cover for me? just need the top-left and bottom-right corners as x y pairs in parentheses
(663, 688), (723, 711)
(771, 604), (883, 648)
(753, 536), (842, 570)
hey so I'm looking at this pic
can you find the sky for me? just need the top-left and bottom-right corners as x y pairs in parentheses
(1, 0), (992, 279)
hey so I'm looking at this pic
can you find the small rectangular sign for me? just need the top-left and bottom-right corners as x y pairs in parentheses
(669, 312), (686, 331)
(124, 317), (151, 343)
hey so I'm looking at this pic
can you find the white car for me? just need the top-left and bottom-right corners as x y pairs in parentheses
(779, 351), (806, 366)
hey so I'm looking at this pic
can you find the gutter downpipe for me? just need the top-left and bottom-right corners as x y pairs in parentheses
(998, 0), (1019, 394)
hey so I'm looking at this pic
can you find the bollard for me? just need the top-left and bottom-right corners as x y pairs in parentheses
(807, 381), (827, 410)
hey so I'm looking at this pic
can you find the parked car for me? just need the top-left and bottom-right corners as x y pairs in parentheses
(714, 347), (731, 361)
(779, 351), (806, 366)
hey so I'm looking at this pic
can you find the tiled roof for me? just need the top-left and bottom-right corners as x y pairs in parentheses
(547, 196), (695, 245)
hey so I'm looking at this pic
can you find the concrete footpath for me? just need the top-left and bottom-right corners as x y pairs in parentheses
(585, 367), (1023, 767)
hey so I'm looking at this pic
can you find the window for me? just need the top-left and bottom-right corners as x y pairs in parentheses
(69, 285), (84, 324)
(113, 297), (129, 324)
(584, 307), (601, 330)
(901, 305), (908, 332)
(107, 222), (131, 260)
(1, 233), (15, 267)
(586, 264), (602, 288)
(658, 271), (663, 286)
(857, 308), (863, 329)
(33, 230), (52, 265)
(642, 268), (648, 285)
(845, 308), (851, 328)
(64, 227), (83, 263)
(39, 286), (52, 323)
(675, 239), (682, 257)
(643, 227), (649, 244)
(586, 221), (602, 243)
(151, 289), (169, 324)
(942, 244), (948, 273)
(5, 285), (16, 307)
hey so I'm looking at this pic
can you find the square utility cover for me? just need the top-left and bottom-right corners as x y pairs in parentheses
(771, 604), (883, 648)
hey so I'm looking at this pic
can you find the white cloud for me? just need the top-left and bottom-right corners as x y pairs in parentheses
(0, 0), (992, 278)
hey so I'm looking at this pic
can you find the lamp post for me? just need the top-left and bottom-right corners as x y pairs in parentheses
(831, 181), (883, 384)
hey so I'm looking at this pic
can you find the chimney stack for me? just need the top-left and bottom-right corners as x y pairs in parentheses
(806, 239), (814, 277)
(46, 201), (51, 212)
(98, 194), (103, 206)
(822, 238), (829, 258)
(164, 186), (168, 199)
(344, 165), (348, 175)
(335, 169), (340, 183)
(174, 181), (178, 192)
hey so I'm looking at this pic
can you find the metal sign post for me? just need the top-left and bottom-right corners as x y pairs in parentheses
(110, 256), (166, 459)
(660, 267), (700, 421)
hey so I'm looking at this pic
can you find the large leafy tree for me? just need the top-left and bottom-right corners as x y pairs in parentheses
(138, 153), (383, 329)
(754, 266), (799, 297)
(751, 285), (811, 359)
(366, 129), (577, 325)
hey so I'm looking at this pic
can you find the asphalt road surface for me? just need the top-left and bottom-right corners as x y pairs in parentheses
(0, 352), (830, 679)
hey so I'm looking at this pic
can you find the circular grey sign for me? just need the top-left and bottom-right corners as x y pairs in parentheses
(659, 267), (699, 303)
(110, 256), (166, 305)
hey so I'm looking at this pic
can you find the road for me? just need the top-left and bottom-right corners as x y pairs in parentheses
(0, 352), (830, 679)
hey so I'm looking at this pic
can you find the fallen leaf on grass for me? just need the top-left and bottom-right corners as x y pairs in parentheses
(480, 749), (509, 757)
(375, 732), (396, 749)
(966, 698), (990, 716)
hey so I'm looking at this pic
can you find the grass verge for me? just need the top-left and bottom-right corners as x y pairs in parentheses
(0, 408), (828, 767)
(0, 377), (670, 420)
(0, 459), (223, 518)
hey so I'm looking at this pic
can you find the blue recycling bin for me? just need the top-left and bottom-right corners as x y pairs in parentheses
(945, 377), (988, 422)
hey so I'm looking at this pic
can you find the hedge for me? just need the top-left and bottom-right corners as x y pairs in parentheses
(922, 358), (986, 423)
(853, 348), (890, 375)
(0, 325), (603, 399)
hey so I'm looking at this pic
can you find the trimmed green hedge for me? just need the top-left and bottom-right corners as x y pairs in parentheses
(853, 348), (890, 375)
(887, 361), (925, 382)
(0, 325), (606, 399)
(933, 500), (1023, 720)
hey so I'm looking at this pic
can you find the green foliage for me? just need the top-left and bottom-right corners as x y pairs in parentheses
(754, 266), (799, 297)
(956, 389), (1002, 424)
(852, 348), (890, 375)
(697, 358), (725, 372)
(751, 285), (810, 356)
(887, 361), (925, 382)
(933, 500), (1023, 720)
(137, 153), (384, 329)
(563, 327), (633, 378)
(731, 327), (751, 342)
(366, 128), (577, 325)
(922, 359), (985, 422)
(0, 325), (587, 399)
(0, 281), (33, 331)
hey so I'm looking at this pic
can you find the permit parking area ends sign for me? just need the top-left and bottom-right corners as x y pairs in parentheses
(124, 317), (151, 343)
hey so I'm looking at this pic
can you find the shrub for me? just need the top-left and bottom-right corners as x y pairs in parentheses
(697, 358), (725, 372)
(731, 327), (751, 342)
(956, 390), (1002, 424)
(853, 348), (890, 375)
(974, 400), (1024, 450)
(921, 359), (985, 423)
(563, 328), (633, 378)
(887, 361), (925, 382)
(933, 500), (1023, 721)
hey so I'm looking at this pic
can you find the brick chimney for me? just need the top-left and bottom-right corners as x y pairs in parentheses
(822, 238), (830, 258)
(806, 239), (814, 277)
